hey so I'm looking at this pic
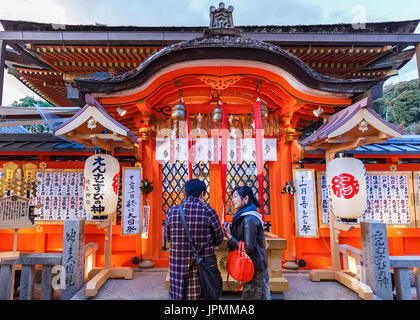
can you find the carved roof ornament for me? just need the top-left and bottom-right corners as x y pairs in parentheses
(209, 2), (234, 29)
(197, 75), (243, 90)
(206, 3), (240, 36)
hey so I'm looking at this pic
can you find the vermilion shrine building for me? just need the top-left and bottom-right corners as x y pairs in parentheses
(0, 5), (419, 276)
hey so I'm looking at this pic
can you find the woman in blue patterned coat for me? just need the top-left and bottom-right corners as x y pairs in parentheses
(165, 179), (224, 300)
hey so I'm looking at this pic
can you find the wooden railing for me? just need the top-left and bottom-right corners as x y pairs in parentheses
(339, 244), (365, 282)
(84, 242), (99, 279)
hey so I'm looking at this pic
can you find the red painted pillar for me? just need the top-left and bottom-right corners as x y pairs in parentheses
(278, 134), (298, 269)
(139, 137), (159, 268)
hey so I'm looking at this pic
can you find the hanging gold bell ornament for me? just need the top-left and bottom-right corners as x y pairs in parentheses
(171, 100), (186, 121)
(211, 102), (223, 123)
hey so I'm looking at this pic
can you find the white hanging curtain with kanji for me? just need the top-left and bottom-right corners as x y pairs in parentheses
(156, 138), (277, 162)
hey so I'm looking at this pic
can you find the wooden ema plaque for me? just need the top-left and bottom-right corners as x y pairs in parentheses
(0, 195), (34, 230)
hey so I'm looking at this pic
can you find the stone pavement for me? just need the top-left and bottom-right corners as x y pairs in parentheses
(19, 267), (418, 300)
(69, 268), (362, 300)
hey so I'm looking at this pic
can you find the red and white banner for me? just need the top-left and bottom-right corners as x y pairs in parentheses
(253, 98), (265, 222)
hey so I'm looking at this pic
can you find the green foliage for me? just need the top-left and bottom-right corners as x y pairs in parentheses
(11, 96), (53, 133)
(140, 179), (154, 198)
(373, 79), (420, 133)
(12, 96), (53, 108)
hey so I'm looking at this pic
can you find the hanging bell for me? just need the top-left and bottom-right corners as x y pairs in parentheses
(211, 104), (223, 122)
(261, 102), (268, 119)
(171, 101), (186, 121)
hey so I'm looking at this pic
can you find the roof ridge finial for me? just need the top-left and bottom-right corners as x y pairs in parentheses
(209, 2), (234, 29)
(206, 3), (240, 37)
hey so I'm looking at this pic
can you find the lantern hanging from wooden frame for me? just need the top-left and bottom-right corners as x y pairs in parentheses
(83, 154), (120, 216)
(326, 157), (367, 219)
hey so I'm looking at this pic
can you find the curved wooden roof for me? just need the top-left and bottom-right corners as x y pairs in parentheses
(75, 34), (380, 96)
(3, 18), (418, 109)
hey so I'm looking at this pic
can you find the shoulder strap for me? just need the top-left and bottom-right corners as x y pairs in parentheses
(178, 204), (199, 259)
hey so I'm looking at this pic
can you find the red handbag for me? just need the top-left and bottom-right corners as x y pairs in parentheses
(226, 240), (254, 291)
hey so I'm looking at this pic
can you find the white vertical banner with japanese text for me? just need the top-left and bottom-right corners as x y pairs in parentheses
(293, 169), (318, 237)
(141, 203), (150, 239)
(121, 167), (142, 236)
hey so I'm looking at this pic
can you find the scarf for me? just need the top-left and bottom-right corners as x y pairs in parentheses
(231, 203), (261, 226)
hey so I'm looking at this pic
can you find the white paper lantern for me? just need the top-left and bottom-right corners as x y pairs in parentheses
(326, 157), (367, 219)
(83, 154), (120, 216)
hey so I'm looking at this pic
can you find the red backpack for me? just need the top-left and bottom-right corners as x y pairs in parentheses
(226, 240), (254, 291)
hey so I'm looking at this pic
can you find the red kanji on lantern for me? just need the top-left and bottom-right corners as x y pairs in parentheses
(112, 173), (120, 195)
(331, 173), (360, 199)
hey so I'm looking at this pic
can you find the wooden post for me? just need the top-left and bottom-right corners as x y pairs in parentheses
(104, 222), (112, 269)
(13, 229), (18, 253)
(326, 150), (341, 271)
(265, 233), (289, 292)
(85, 216), (133, 297)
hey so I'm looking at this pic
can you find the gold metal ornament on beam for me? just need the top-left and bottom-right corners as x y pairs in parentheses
(139, 127), (152, 141)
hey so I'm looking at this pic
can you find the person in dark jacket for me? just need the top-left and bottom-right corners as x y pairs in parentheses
(165, 179), (224, 300)
(223, 185), (271, 300)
